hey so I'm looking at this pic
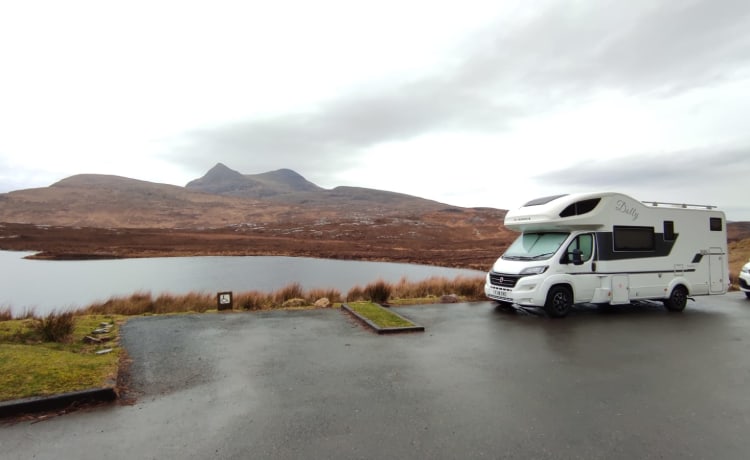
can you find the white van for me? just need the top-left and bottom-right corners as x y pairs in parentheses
(484, 192), (728, 317)
(740, 260), (750, 299)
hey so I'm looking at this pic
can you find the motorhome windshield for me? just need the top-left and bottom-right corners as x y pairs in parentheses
(502, 232), (569, 261)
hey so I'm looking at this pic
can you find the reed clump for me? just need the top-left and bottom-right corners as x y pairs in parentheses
(274, 282), (305, 304)
(346, 285), (365, 302)
(307, 288), (342, 304)
(364, 279), (392, 304)
(236, 290), (274, 311)
(34, 311), (76, 343)
(346, 275), (485, 304)
(390, 275), (485, 301)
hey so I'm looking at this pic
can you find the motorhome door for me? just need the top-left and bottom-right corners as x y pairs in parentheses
(709, 247), (725, 293)
(563, 233), (599, 303)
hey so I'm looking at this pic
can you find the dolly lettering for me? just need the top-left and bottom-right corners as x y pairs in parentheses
(615, 200), (639, 221)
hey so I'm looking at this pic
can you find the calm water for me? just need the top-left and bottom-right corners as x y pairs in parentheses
(0, 251), (485, 315)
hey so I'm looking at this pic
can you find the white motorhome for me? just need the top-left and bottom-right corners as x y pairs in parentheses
(484, 192), (728, 317)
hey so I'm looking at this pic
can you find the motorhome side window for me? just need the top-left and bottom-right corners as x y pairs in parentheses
(710, 217), (722, 231)
(564, 234), (594, 262)
(559, 198), (601, 218)
(613, 226), (655, 251)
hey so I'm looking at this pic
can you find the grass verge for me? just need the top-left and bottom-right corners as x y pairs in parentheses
(0, 315), (123, 402)
(345, 301), (416, 329)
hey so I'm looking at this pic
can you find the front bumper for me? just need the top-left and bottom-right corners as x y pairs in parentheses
(484, 272), (546, 306)
(739, 272), (750, 292)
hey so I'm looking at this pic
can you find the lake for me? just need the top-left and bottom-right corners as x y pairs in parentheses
(0, 251), (485, 316)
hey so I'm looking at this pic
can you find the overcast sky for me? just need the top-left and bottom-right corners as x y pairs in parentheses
(1, 0), (749, 220)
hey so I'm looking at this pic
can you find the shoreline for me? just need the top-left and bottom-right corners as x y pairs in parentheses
(0, 222), (499, 271)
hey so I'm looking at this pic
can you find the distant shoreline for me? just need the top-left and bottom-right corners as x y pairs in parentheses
(0, 223), (496, 271)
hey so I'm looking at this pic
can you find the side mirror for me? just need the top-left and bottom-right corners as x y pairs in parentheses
(571, 249), (583, 266)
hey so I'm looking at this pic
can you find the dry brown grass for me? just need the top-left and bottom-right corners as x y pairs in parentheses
(34, 311), (76, 343)
(274, 283), (305, 304)
(235, 290), (274, 311)
(82, 291), (216, 315)
(345, 276), (486, 303)
(0, 306), (37, 321)
(307, 288), (342, 304)
(84, 292), (154, 316)
(364, 280), (392, 303)
(389, 275), (485, 300)
(0, 306), (13, 322)
(1, 276), (488, 321)
(346, 285), (365, 302)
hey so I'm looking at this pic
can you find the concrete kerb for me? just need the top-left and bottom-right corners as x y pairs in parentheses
(341, 303), (425, 334)
(0, 388), (117, 419)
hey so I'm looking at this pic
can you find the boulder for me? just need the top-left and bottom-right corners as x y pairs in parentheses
(314, 298), (331, 308)
(281, 298), (307, 308)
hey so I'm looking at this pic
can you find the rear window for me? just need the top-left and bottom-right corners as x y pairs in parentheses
(710, 217), (723, 231)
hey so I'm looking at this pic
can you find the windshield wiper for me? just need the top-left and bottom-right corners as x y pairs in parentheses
(530, 252), (556, 260)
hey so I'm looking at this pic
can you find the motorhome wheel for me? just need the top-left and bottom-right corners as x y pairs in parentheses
(664, 285), (688, 312)
(544, 286), (573, 318)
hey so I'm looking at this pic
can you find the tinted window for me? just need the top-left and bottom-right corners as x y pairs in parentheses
(559, 198), (601, 217)
(614, 226), (655, 251)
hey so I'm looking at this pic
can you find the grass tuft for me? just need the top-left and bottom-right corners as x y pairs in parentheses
(34, 311), (76, 343)
(346, 285), (365, 302)
(236, 290), (273, 311)
(307, 288), (341, 304)
(275, 283), (305, 303)
(0, 306), (12, 322)
(364, 279), (392, 304)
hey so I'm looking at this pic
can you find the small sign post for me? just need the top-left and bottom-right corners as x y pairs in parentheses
(217, 291), (233, 311)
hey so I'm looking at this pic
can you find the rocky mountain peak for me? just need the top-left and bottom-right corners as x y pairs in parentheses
(189, 163), (245, 186)
(185, 164), (322, 198)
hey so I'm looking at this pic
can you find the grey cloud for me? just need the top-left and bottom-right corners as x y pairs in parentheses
(531, 147), (750, 189)
(460, 0), (750, 99)
(169, 0), (750, 178)
(171, 78), (519, 177)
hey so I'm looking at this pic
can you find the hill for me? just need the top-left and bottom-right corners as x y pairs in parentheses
(1, 164), (748, 272)
(186, 163), (324, 198)
(0, 165), (513, 269)
(0, 164), (457, 228)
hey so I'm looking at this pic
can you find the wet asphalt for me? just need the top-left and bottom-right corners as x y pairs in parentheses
(2, 294), (750, 459)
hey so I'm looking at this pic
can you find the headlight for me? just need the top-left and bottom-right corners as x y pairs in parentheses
(520, 265), (549, 275)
